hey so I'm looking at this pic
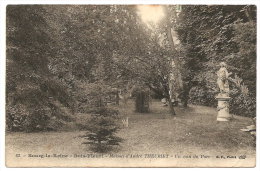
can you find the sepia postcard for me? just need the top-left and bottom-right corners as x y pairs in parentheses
(4, 3), (257, 168)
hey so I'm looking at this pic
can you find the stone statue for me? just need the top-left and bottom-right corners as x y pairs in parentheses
(216, 62), (232, 121)
(217, 62), (231, 96)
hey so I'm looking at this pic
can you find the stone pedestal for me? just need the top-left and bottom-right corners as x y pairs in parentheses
(216, 95), (231, 121)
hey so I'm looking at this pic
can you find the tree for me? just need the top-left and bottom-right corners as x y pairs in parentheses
(175, 5), (256, 117)
(81, 107), (123, 153)
(6, 6), (74, 131)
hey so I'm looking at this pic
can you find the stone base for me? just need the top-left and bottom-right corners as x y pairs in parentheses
(216, 95), (231, 122)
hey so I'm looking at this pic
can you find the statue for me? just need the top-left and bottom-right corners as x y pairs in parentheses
(216, 62), (232, 121)
(217, 62), (231, 96)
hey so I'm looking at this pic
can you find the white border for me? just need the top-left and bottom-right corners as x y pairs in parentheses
(0, 1), (259, 171)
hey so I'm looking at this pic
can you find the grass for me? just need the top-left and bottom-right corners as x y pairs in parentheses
(118, 100), (255, 154)
(6, 100), (256, 167)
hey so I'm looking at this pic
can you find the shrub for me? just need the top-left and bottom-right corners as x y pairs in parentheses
(189, 75), (256, 118)
(74, 81), (118, 113)
(6, 78), (76, 132)
(188, 86), (216, 107)
(229, 75), (256, 118)
(230, 92), (256, 118)
(45, 117), (68, 131)
(81, 107), (123, 153)
(135, 90), (150, 113)
(6, 104), (29, 131)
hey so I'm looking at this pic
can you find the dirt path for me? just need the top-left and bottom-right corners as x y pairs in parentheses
(6, 101), (255, 167)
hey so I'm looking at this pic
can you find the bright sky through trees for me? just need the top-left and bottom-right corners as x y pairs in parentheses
(137, 5), (165, 25)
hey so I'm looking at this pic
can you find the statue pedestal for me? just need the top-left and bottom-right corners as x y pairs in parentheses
(216, 95), (231, 121)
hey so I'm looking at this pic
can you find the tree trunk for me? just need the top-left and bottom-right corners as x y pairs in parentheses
(168, 98), (176, 115)
(182, 98), (188, 108)
(180, 84), (190, 108)
(166, 20), (187, 109)
(115, 90), (119, 105)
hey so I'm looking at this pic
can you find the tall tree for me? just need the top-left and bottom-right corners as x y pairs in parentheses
(175, 5), (256, 117)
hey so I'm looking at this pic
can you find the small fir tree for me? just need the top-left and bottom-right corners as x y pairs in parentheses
(81, 107), (123, 152)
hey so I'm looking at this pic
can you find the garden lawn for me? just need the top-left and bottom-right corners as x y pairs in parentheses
(6, 100), (255, 167)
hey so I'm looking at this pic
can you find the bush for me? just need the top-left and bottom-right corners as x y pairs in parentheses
(135, 90), (150, 113)
(6, 78), (76, 132)
(24, 107), (52, 132)
(6, 105), (52, 132)
(74, 81), (118, 113)
(45, 117), (68, 131)
(6, 104), (29, 131)
(229, 75), (256, 118)
(81, 107), (123, 153)
(75, 115), (92, 130)
(188, 86), (216, 107)
(229, 88), (256, 118)
(189, 78), (256, 118)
